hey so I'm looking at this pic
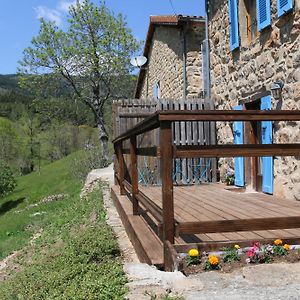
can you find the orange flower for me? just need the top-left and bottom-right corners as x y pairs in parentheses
(208, 255), (219, 265)
(274, 239), (283, 246)
(283, 244), (290, 251)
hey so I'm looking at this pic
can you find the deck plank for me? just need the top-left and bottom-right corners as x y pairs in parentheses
(111, 183), (300, 266)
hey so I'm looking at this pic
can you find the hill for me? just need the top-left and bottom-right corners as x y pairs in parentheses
(0, 152), (127, 299)
(0, 74), (25, 95)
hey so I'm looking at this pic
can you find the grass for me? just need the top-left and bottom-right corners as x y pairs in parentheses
(0, 151), (82, 259)
(0, 152), (128, 299)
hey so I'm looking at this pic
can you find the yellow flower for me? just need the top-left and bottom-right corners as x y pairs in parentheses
(188, 248), (199, 257)
(234, 244), (240, 249)
(274, 239), (283, 246)
(208, 255), (219, 266)
(283, 244), (290, 251)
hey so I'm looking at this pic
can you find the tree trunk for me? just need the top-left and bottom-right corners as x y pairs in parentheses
(97, 115), (109, 164)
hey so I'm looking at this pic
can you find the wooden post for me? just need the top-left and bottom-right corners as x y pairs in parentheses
(116, 142), (125, 195)
(160, 121), (175, 271)
(130, 135), (139, 215)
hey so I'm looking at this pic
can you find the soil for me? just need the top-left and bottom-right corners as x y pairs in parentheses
(183, 250), (300, 276)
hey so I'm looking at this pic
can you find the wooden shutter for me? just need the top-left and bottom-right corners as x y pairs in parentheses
(257, 0), (271, 31)
(228, 0), (239, 51)
(233, 105), (244, 187)
(277, 0), (294, 17)
(261, 95), (273, 194)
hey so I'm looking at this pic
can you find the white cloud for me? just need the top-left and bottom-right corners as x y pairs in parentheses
(57, 0), (83, 13)
(34, 6), (62, 26)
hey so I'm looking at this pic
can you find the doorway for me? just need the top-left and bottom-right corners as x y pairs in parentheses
(236, 95), (273, 194)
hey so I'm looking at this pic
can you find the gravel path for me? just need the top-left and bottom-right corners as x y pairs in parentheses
(88, 166), (300, 300)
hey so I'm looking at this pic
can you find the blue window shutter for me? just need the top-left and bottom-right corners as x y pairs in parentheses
(233, 105), (244, 187)
(257, 0), (271, 31)
(277, 0), (294, 17)
(228, 0), (239, 51)
(261, 95), (273, 194)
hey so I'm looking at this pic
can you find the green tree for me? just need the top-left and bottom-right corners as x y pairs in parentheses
(0, 160), (17, 197)
(19, 0), (140, 161)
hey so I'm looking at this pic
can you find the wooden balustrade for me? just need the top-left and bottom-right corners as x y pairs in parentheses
(113, 109), (300, 271)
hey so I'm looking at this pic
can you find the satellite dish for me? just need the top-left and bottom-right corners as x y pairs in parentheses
(130, 56), (147, 68)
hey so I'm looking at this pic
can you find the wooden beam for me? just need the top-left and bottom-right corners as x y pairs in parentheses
(174, 237), (300, 253)
(112, 110), (300, 144)
(115, 142), (125, 195)
(112, 113), (159, 143)
(118, 112), (154, 118)
(165, 241), (180, 272)
(122, 147), (159, 157)
(177, 216), (300, 235)
(160, 121), (175, 244)
(136, 192), (163, 223)
(158, 110), (300, 122)
(175, 144), (300, 158)
(130, 135), (139, 215)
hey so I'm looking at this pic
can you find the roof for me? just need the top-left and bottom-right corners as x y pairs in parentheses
(134, 15), (205, 98)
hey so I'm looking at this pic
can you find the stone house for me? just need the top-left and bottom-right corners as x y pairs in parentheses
(134, 15), (206, 100)
(206, 0), (300, 200)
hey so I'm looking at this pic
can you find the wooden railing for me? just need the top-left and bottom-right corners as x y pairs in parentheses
(112, 110), (300, 270)
(113, 99), (216, 184)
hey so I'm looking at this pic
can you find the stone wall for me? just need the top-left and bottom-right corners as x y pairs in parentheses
(139, 24), (205, 99)
(208, 0), (300, 200)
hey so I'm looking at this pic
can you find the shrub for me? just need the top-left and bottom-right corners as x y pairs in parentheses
(71, 147), (108, 182)
(0, 160), (17, 197)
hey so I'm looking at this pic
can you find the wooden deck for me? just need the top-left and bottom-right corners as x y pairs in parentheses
(112, 109), (300, 270)
(112, 183), (300, 267)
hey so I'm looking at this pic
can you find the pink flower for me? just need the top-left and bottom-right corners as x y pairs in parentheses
(252, 241), (260, 249)
(247, 250), (254, 257)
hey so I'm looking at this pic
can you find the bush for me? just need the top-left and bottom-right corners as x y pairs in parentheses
(0, 160), (17, 197)
(71, 147), (108, 182)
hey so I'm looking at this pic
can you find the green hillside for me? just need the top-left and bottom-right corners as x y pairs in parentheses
(0, 153), (127, 299)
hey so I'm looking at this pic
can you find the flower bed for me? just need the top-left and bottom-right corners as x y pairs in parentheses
(182, 240), (300, 275)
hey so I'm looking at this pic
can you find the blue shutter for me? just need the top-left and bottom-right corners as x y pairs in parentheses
(257, 0), (271, 31)
(261, 95), (273, 194)
(233, 105), (244, 187)
(277, 0), (294, 17)
(228, 0), (239, 51)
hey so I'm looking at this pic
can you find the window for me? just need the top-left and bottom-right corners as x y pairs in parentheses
(153, 81), (160, 100)
(238, 0), (258, 45)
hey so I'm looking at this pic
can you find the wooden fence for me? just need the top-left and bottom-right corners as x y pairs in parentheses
(112, 98), (216, 185)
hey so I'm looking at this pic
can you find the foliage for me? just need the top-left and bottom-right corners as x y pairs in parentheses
(187, 248), (201, 266)
(204, 254), (221, 271)
(144, 291), (184, 300)
(222, 245), (240, 263)
(224, 167), (235, 185)
(273, 239), (290, 256)
(245, 241), (272, 264)
(71, 146), (107, 182)
(0, 117), (20, 163)
(0, 160), (17, 197)
(19, 0), (140, 159)
(0, 155), (127, 299)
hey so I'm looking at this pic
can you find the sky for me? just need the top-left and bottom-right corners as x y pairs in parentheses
(0, 1), (205, 74)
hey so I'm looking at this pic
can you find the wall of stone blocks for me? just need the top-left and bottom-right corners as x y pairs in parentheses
(208, 0), (300, 200)
(139, 24), (205, 100)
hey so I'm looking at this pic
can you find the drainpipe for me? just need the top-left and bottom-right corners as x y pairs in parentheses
(204, 0), (212, 109)
(205, 0), (217, 182)
(181, 25), (187, 100)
